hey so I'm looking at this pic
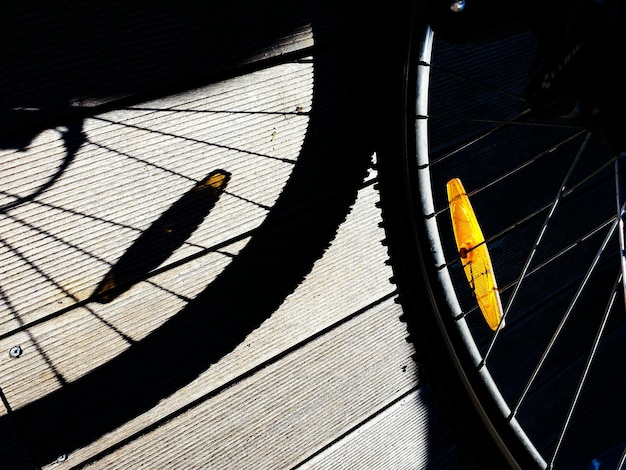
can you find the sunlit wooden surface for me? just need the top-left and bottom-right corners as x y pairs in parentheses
(0, 4), (462, 469)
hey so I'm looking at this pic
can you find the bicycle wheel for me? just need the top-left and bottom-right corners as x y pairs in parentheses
(378, 9), (626, 470)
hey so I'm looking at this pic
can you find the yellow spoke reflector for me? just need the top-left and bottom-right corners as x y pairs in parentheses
(447, 178), (504, 331)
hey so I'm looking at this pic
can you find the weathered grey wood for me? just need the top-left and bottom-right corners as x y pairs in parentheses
(0, 5), (465, 467)
(1, 4), (320, 117)
(2, 134), (422, 468)
(0, 168), (394, 415)
(0, 59), (314, 340)
(34, 174), (399, 467)
(72, 299), (417, 469)
(297, 389), (431, 470)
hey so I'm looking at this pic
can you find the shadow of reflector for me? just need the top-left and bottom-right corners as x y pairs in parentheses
(91, 169), (231, 303)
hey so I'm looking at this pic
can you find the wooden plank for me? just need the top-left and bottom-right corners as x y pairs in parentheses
(297, 389), (431, 469)
(72, 298), (417, 469)
(1, 164), (399, 466)
(0, 59), (314, 337)
(0, 4), (466, 469)
(295, 380), (466, 469)
(1, 3), (320, 120)
(0, 175), (393, 409)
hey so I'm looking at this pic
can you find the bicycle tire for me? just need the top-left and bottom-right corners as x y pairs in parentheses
(378, 7), (626, 469)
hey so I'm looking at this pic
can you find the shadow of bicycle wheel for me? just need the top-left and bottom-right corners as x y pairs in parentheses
(0, 2), (403, 467)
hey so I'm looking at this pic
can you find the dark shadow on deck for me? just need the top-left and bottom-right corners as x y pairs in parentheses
(91, 170), (231, 304)
(0, 1), (451, 468)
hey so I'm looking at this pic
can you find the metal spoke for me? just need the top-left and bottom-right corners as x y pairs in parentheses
(428, 114), (581, 130)
(548, 272), (622, 469)
(432, 130), (587, 220)
(428, 62), (528, 103)
(616, 154), (626, 305)
(509, 218), (619, 415)
(617, 445), (626, 469)
(420, 25), (625, 467)
(430, 109), (532, 165)
(481, 133), (591, 361)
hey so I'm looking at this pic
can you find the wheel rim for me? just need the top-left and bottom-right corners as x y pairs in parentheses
(410, 25), (626, 469)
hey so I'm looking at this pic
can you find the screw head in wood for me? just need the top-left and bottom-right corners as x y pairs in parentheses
(9, 346), (22, 358)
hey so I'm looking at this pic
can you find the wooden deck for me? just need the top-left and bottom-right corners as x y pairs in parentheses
(1, 3), (463, 468)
